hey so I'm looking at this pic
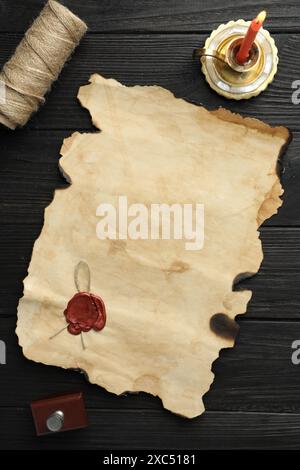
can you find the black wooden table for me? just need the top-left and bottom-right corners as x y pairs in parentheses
(1, 0), (300, 450)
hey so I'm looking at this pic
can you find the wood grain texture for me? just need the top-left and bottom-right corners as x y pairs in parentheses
(2, 317), (300, 414)
(0, 0), (299, 34)
(0, 0), (300, 450)
(2, 407), (300, 449)
(0, 33), (299, 131)
(2, 225), (300, 319)
(0, 131), (299, 321)
(0, 129), (299, 226)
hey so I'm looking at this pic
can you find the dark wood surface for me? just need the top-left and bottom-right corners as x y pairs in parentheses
(0, 0), (300, 450)
(1, 0), (300, 33)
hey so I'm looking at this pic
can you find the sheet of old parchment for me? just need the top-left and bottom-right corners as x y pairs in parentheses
(17, 75), (290, 418)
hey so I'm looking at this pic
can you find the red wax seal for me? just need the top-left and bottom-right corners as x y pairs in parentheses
(64, 292), (106, 336)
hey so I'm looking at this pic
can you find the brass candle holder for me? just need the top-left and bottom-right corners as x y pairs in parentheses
(195, 20), (278, 100)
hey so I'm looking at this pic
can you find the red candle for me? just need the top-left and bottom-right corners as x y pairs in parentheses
(236, 11), (267, 65)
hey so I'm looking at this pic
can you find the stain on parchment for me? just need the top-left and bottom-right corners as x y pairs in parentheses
(210, 313), (239, 341)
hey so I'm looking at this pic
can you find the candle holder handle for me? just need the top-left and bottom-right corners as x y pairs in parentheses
(194, 48), (227, 65)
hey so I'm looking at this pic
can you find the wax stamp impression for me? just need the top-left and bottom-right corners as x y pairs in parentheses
(50, 261), (106, 348)
(65, 292), (106, 335)
(17, 75), (290, 418)
(64, 261), (106, 336)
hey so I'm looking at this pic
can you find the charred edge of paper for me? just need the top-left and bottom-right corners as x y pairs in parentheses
(210, 313), (240, 341)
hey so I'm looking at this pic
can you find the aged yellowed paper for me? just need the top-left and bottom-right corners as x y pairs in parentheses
(17, 75), (290, 418)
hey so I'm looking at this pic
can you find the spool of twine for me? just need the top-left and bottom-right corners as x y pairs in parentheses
(0, 0), (87, 130)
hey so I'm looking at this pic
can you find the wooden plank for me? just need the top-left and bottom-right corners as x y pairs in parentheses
(0, 316), (162, 411)
(0, 130), (299, 227)
(2, 227), (300, 319)
(2, 317), (300, 413)
(0, 0), (298, 452)
(206, 319), (300, 412)
(0, 33), (299, 131)
(2, 226), (300, 318)
(2, 407), (300, 449)
(0, 0), (299, 34)
(0, 130), (299, 319)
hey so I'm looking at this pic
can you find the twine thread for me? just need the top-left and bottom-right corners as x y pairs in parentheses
(0, 0), (87, 129)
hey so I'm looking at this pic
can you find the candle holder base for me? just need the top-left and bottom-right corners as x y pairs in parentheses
(195, 20), (278, 100)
